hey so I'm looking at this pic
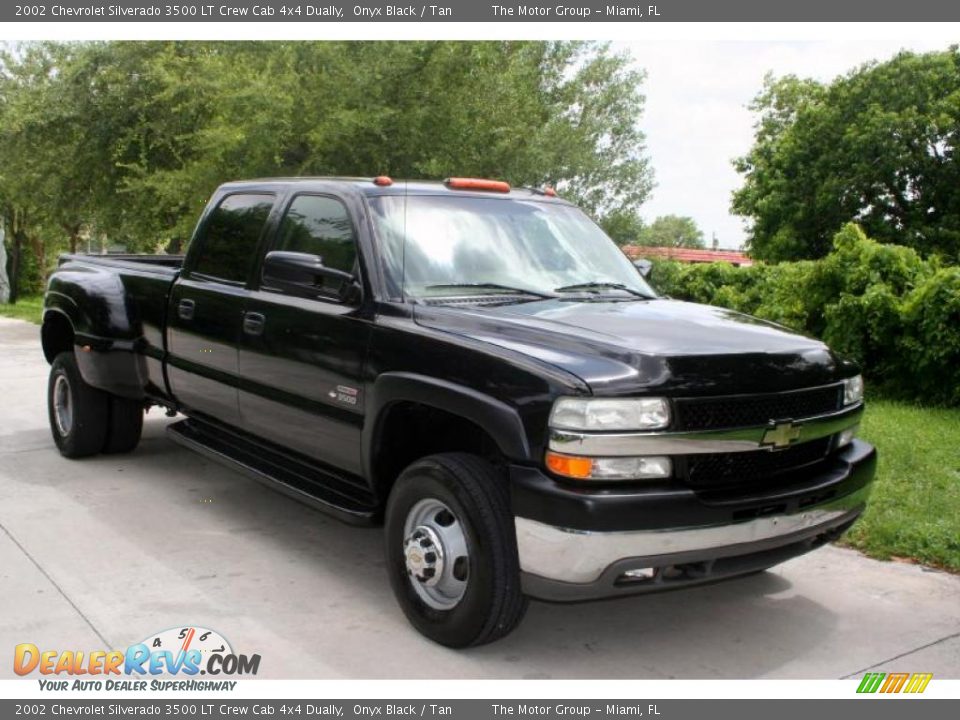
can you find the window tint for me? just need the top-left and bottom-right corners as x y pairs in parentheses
(192, 194), (275, 282)
(275, 195), (358, 276)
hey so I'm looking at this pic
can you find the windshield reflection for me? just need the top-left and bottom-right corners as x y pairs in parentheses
(368, 195), (656, 301)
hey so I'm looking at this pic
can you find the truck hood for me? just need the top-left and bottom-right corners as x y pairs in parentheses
(413, 298), (852, 395)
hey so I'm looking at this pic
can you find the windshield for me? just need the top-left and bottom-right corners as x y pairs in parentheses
(368, 195), (656, 301)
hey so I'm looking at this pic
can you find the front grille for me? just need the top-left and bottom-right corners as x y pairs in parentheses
(682, 438), (832, 489)
(674, 385), (843, 431)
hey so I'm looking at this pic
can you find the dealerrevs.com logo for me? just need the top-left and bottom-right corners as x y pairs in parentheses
(14, 626), (260, 691)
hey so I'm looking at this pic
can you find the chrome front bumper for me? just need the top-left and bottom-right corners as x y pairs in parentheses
(515, 483), (871, 600)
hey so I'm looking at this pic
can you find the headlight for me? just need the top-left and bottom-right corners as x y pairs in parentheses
(550, 397), (671, 431)
(843, 375), (864, 405)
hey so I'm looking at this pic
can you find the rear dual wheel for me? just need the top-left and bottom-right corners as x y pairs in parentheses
(385, 453), (528, 648)
(48, 351), (143, 458)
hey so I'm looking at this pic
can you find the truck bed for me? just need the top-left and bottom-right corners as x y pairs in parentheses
(49, 253), (184, 402)
(57, 253), (184, 275)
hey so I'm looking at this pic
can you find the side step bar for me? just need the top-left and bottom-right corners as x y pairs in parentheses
(167, 419), (378, 526)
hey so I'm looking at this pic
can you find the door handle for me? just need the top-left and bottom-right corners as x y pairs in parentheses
(243, 312), (266, 336)
(177, 298), (195, 321)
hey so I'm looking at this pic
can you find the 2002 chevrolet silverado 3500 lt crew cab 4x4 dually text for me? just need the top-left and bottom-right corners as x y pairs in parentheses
(41, 177), (876, 647)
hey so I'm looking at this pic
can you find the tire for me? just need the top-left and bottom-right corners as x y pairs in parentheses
(384, 452), (528, 648)
(47, 351), (109, 458)
(102, 395), (144, 454)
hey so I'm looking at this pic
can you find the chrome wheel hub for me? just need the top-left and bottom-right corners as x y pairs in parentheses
(53, 374), (73, 437)
(402, 498), (470, 610)
(404, 526), (444, 586)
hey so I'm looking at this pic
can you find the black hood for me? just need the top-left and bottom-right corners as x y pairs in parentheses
(414, 298), (855, 396)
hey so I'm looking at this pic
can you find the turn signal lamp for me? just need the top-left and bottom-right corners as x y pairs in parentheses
(545, 451), (672, 481)
(545, 452), (595, 479)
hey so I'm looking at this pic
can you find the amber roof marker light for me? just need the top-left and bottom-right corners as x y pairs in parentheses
(444, 177), (511, 193)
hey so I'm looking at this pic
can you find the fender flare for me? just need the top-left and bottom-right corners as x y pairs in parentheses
(43, 265), (147, 398)
(362, 372), (533, 482)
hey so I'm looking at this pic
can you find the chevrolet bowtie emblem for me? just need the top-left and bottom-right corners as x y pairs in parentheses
(761, 421), (802, 449)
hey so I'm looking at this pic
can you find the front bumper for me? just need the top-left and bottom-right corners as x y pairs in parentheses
(511, 438), (876, 602)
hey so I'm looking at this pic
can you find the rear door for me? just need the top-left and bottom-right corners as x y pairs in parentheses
(237, 192), (372, 475)
(167, 192), (277, 426)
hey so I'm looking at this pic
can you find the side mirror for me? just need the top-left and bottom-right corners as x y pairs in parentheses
(633, 258), (653, 278)
(263, 251), (359, 301)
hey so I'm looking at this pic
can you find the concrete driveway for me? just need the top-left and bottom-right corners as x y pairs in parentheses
(1, 315), (958, 679)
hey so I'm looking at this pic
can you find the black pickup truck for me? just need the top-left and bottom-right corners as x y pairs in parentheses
(42, 177), (876, 647)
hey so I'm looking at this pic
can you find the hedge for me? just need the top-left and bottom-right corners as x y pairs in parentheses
(646, 224), (960, 406)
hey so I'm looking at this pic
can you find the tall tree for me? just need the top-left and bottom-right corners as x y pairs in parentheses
(733, 47), (960, 262)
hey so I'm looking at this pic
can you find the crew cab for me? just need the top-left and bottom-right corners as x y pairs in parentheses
(41, 177), (876, 647)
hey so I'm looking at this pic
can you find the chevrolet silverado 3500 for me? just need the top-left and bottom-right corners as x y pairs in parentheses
(42, 177), (876, 646)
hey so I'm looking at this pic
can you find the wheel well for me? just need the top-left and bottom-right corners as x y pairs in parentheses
(41, 313), (75, 364)
(373, 402), (506, 499)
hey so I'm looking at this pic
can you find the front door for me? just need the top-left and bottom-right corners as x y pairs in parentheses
(237, 193), (372, 475)
(167, 192), (277, 426)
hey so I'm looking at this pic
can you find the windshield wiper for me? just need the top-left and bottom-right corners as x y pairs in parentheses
(554, 281), (656, 299)
(425, 283), (557, 299)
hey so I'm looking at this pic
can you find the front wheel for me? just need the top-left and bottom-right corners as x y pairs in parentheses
(384, 453), (528, 648)
(48, 351), (109, 458)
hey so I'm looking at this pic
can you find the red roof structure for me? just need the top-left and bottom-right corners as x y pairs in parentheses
(623, 246), (753, 267)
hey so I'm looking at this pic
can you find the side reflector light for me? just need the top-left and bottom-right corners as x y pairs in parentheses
(444, 177), (511, 193)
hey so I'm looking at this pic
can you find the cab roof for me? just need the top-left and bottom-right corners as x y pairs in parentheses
(217, 176), (571, 203)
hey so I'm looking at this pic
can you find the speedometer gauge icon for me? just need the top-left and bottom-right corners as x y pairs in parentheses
(140, 626), (233, 669)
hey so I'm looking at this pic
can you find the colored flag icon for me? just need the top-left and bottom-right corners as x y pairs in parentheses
(857, 672), (933, 694)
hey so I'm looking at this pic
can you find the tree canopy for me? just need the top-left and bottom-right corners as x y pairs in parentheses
(635, 214), (704, 248)
(733, 47), (960, 263)
(0, 41), (652, 296)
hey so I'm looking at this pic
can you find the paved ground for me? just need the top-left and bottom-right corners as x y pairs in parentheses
(1, 315), (958, 679)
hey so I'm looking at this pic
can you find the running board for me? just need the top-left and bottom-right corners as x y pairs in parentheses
(167, 418), (377, 526)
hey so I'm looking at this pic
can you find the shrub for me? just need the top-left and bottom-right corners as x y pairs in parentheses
(898, 268), (960, 405)
(641, 223), (956, 406)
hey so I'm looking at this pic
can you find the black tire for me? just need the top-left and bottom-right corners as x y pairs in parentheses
(47, 351), (109, 458)
(102, 395), (144, 454)
(384, 452), (528, 648)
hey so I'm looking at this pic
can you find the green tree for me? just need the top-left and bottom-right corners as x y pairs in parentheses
(600, 209), (646, 246)
(635, 214), (705, 248)
(2, 40), (653, 283)
(733, 47), (960, 262)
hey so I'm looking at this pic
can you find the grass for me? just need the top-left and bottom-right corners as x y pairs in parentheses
(0, 296), (956, 570)
(842, 398), (960, 572)
(0, 295), (43, 324)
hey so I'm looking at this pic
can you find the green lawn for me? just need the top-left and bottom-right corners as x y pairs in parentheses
(0, 298), (956, 570)
(0, 295), (43, 324)
(843, 399), (960, 572)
